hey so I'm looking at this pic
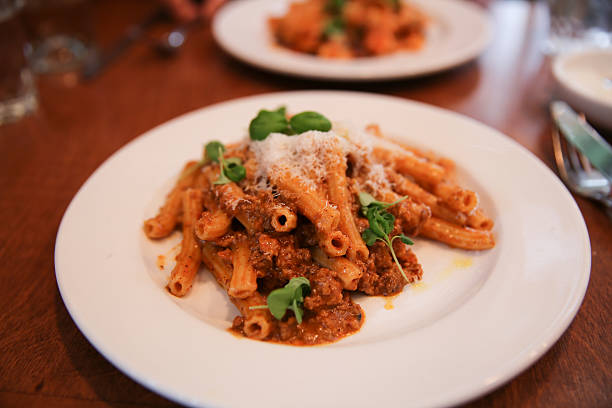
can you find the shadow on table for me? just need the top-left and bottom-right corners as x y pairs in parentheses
(54, 290), (181, 408)
(219, 51), (483, 104)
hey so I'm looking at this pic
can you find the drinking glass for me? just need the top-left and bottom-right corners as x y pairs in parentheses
(0, 0), (37, 125)
(545, 0), (612, 54)
(22, 0), (94, 74)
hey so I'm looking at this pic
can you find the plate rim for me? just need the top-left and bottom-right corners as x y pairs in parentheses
(55, 90), (591, 408)
(211, 0), (493, 81)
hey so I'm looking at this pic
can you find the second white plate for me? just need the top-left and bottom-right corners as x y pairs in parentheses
(212, 0), (492, 81)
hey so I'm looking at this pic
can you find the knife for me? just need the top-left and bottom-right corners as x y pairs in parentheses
(550, 100), (612, 181)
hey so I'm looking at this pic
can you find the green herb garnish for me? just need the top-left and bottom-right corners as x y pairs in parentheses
(249, 106), (334, 141)
(179, 140), (225, 180)
(359, 192), (414, 283)
(249, 106), (291, 141)
(323, 17), (345, 38)
(289, 111), (332, 134)
(205, 141), (225, 162)
(196, 141), (246, 185)
(250, 277), (311, 324)
(218, 157), (246, 184)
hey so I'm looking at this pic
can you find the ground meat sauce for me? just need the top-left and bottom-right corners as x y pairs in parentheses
(359, 227), (423, 296)
(229, 217), (421, 345)
(232, 294), (364, 346)
(146, 122), (495, 347)
(199, 141), (428, 346)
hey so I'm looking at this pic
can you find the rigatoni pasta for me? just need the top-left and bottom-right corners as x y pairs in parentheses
(143, 161), (199, 239)
(167, 188), (204, 296)
(144, 107), (495, 345)
(228, 237), (258, 299)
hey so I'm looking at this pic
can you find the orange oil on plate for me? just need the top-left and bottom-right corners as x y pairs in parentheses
(384, 294), (399, 310)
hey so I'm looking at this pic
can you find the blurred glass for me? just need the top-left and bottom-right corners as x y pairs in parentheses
(545, 0), (612, 54)
(0, 0), (37, 125)
(22, 0), (94, 74)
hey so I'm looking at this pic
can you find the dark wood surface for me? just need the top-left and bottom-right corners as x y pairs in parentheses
(1, 1), (610, 407)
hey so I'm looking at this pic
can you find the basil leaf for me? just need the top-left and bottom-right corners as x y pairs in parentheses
(362, 228), (379, 246)
(223, 157), (246, 182)
(359, 192), (406, 209)
(249, 107), (290, 141)
(214, 156), (230, 185)
(266, 288), (294, 320)
(289, 111), (332, 134)
(398, 234), (414, 245)
(255, 277), (311, 323)
(284, 276), (310, 295)
(205, 141), (225, 163)
(380, 211), (395, 235)
(289, 299), (304, 324)
(367, 207), (389, 238)
(359, 192), (412, 283)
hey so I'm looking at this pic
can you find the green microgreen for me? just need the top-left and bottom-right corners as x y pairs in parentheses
(249, 107), (333, 141)
(358, 192), (408, 214)
(187, 141), (245, 185)
(249, 277), (311, 324)
(359, 192), (414, 283)
(205, 141), (225, 162)
(221, 157), (246, 182)
(249, 107), (291, 141)
(178, 140), (226, 180)
(289, 111), (332, 134)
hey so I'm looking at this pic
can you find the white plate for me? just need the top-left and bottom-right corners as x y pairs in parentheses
(552, 48), (612, 130)
(55, 91), (590, 408)
(212, 0), (492, 81)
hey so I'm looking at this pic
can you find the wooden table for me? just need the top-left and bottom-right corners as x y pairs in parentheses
(1, 1), (610, 407)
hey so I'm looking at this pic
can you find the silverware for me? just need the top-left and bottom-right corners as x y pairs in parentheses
(82, 7), (168, 80)
(551, 103), (612, 220)
(551, 100), (612, 180)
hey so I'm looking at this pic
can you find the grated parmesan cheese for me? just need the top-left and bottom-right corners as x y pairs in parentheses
(362, 162), (391, 192)
(249, 130), (340, 191)
(248, 125), (393, 194)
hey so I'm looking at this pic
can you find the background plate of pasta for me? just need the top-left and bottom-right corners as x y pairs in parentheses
(212, 0), (492, 81)
(55, 91), (590, 408)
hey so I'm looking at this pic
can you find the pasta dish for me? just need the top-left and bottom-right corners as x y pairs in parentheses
(269, 0), (428, 58)
(144, 107), (495, 345)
